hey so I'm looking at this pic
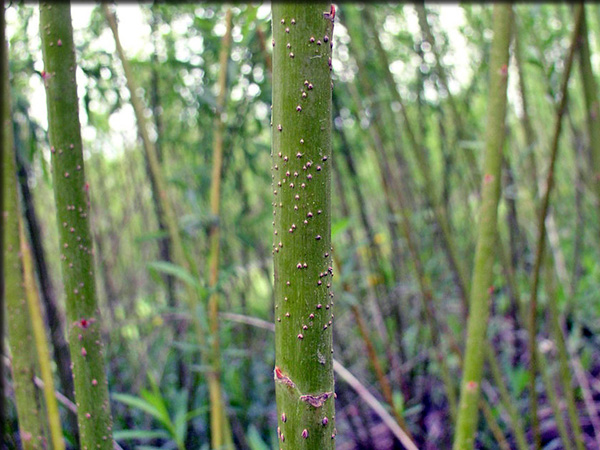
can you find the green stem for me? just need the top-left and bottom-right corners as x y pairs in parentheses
(453, 5), (512, 449)
(3, 23), (47, 449)
(102, 5), (198, 279)
(207, 8), (234, 450)
(272, 4), (335, 449)
(526, 6), (583, 449)
(39, 3), (114, 448)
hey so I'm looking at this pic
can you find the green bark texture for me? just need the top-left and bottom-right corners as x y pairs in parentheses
(272, 4), (336, 449)
(452, 5), (512, 449)
(39, 3), (114, 448)
(578, 6), (600, 215)
(3, 27), (47, 450)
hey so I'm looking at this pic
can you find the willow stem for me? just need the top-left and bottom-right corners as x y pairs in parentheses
(453, 5), (512, 449)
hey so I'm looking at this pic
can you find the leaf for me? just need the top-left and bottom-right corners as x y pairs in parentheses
(392, 390), (405, 416)
(173, 408), (187, 447)
(112, 393), (166, 425)
(113, 429), (170, 441)
(147, 261), (200, 289)
(508, 366), (529, 397)
(184, 406), (209, 422)
(135, 230), (170, 244)
(246, 425), (270, 450)
(140, 388), (173, 432)
(331, 217), (350, 238)
(171, 389), (189, 445)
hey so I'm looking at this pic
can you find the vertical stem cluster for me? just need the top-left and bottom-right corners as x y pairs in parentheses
(207, 8), (234, 449)
(104, 3), (236, 445)
(16, 148), (76, 418)
(272, 4), (335, 449)
(360, 7), (471, 316)
(39, 3), (114, 448)
(453, 5), (512, 449)
(3, 25), (47, 449)
(102, 5), (194, 280)
(20, 220), (65, 450)
(526, 6), (584, 448)
(578, 6), (600, 215)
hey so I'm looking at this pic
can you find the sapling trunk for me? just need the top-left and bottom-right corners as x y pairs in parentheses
(452, 5), (512, 449)
(207, 8), (234, 449)
(39, 3), (114, 448)
(272, 4), (336, 448)
(3, 28), (47, 449)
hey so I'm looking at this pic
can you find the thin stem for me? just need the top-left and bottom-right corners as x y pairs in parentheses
(453, 5), (512, 449)
(207, 8), (234, 449)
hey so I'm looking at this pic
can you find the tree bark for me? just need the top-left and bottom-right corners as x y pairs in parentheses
(40, 3), (114, 447)
(453, 5), (512, 449)
(272, 4), (336, 448)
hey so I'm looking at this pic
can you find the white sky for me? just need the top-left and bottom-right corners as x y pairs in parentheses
(5, 3), (479, 159)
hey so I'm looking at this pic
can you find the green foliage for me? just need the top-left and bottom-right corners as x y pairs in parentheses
(113, 380), (207, 450)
